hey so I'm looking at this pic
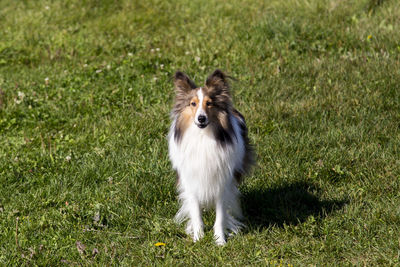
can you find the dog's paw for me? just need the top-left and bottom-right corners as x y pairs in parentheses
(214, 235), (226, 246)
(214, 228), (226, 246)
(186, 222), (204, 242)
(192, 228), (204, 242)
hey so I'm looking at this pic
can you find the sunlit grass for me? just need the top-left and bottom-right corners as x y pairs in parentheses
(0, 0), (399, 265)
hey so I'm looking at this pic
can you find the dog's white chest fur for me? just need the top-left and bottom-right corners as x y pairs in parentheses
(169, 118), (244, 205)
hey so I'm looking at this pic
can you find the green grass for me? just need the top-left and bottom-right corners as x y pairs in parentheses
(0, 0), (399, 265)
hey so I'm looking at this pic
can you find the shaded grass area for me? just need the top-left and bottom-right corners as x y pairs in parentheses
(242, 181), (348, 228)
(0, 0), (399, 265)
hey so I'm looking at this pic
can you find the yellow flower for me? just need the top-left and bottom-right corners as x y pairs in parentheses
(154, 242), (166, 247)
(367, 35), (372, 40)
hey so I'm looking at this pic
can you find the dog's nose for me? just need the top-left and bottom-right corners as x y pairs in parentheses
(198, 115), (206, 123)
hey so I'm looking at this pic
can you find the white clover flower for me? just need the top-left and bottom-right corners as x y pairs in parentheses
(160, 64), (164, 69)
(15, 91), (25, 104)
(156, 48), (160, 52)
(128, 52), (133, 57)
(65, 155), (71, 161)
(195, 56), (201, 62)
(18, 91), (25, 98)
(95, 69), (102, 73)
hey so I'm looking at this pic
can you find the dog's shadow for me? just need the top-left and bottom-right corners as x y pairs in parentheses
(241, 181), (347, 229)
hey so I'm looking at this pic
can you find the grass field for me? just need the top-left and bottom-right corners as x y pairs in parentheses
(0, 0), (399, 265)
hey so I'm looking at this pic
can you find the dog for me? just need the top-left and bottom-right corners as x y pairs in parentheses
(168, 69), (254, 245)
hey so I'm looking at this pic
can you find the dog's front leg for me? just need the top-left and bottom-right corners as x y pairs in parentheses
(185, 196), (204, 242)
(214, 197), (227, 245)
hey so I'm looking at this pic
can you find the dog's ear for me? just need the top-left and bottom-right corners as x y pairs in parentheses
(206, 69), (230, 93)
(205, 69), (233, 108)
(174, 71), (196, 93)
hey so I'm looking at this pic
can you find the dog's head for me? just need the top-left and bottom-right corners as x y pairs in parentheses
(172, 69), (232, 130)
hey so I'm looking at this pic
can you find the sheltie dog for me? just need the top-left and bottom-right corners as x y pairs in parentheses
(168, 69), (254, 245)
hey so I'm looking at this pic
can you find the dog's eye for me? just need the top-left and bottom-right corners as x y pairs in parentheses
(191, 102), (196, 107)
(206, 101), (212, 107)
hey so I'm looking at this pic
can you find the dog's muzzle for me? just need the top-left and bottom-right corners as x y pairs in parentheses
(196, 115), (208, 128)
